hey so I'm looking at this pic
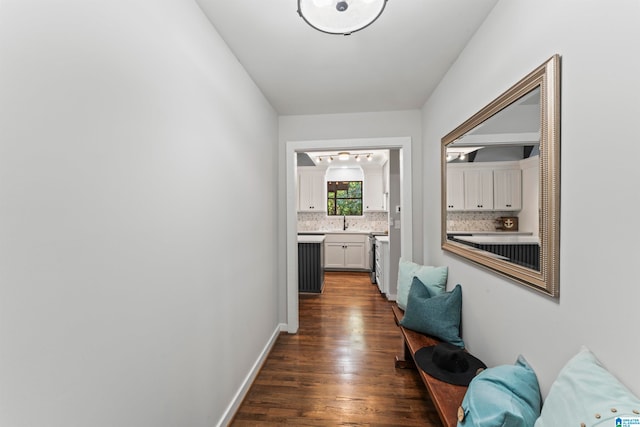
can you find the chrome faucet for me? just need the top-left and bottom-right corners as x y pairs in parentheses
(343, 215), (348, 231)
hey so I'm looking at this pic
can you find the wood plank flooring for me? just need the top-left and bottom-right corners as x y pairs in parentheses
(231, 271), (442, 426)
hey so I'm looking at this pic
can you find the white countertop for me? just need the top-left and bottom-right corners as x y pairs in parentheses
(447, 231), (533, 236)
(297, 235), (326, 244)
(298, 230), (387, 235)
(375, 235), (389, 243)
(453, 235), (540, 245)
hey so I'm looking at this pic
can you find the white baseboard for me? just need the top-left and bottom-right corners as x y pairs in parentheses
(386, 293), (397, 301)
(216, 322), (287, 427)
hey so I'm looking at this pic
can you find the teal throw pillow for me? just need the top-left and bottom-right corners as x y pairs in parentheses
(534, 346), (640, 427)
(396, 258), (448, 310)
(458, 355), (542, 427)
(399, 279), (463, 348)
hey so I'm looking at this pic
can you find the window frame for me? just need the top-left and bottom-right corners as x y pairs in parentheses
(327, 180), (363, 216)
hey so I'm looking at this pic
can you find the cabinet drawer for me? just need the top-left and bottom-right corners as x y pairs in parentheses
(324, 233), (367, 243)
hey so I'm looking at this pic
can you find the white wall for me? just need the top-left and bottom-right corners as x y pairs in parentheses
(422, 0), (640, 396)
(0, 1), (279, 426)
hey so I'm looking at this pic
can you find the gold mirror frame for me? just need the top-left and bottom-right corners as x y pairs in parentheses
(441, 55), (560, 297)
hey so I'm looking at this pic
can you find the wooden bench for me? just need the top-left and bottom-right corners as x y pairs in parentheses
(392, 304), (467, 427)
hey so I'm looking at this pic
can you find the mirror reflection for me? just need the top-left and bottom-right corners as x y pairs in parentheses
(441, 55), (560, 297)
(446, 87), (541, 271)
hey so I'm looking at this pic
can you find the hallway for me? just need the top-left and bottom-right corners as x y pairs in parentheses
(231, 271), (441, 426)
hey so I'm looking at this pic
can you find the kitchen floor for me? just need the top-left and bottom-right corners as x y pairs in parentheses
(231, 271), (441, 426)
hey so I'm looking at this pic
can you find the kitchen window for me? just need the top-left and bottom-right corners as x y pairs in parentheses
(327, 181), (362, 216)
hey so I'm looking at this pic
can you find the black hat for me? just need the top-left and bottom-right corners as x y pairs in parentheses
(415, 342), (486, 386)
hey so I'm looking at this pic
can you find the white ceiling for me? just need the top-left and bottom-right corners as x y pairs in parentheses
(195, 0), (499, 115)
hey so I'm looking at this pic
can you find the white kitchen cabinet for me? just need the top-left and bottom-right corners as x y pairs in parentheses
(324, 233), (367, 269)
(464, 169), (494, 211)
(375, 236), (390, 294)
(382, 159), (389, 194)
(363, 169), (385, 211)
(447, 161), (523, 212)
(446, 168), (465, 211)
(493, 169), (522, 210)
(325, 242), (349, 268)
(298, 167), (326, 212)
(344, 243), (366, 268)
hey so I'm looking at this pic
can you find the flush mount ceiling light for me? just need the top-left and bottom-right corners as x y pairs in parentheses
(338, 151), (350, 161)
(297, 0), (388, 35)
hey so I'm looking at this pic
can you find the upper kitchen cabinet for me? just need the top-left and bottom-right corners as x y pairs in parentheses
(447, 162), (523, 212)
(446, 168), (465, 211)
(363, 168), (385, 212)
(298, 167), (326, 212)
(493, 168), (522, 210)
(464, 169), (494, 211)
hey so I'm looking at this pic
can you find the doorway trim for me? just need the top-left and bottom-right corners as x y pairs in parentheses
(285, 137), (413, 333)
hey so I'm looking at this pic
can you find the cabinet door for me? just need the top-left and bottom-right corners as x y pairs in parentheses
(364, 170), (384, 211)
(309, 171), (326, 211)
(324, 242), (346, 268)
(493, 169), (522, 210)
(464, 169), (494, 210)
(298, 170), (313, 211)
(344, 243), (366, 269)
(446, 169), (465, 210)
(298, 169), (326, 212)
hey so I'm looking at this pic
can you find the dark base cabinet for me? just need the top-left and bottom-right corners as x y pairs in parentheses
(298, 242), (325, 293)
(451, 237), (540, 270)
(477, 243), (539, 270)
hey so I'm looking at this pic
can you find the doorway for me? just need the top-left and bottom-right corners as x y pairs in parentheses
(285, 137), (413, 333)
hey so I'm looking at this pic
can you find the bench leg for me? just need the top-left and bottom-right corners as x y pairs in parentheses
(395, 341), (416, 369)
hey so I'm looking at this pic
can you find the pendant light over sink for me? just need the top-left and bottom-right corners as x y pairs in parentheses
(297, 0), (388, 35)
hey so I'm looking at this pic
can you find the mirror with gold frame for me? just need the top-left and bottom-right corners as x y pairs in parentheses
(441, 55), (560, 297)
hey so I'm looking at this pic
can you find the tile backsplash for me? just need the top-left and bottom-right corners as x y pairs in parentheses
(298, 212), (388, 233)
(447, 211), (515, 232)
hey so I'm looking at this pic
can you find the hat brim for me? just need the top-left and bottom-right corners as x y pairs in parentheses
(414, 345), (486, 386)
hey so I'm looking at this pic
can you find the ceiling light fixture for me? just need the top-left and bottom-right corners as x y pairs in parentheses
(297, 0), (388, 36)
(309, 151), (375, 165)
(446, 147), (484, 162)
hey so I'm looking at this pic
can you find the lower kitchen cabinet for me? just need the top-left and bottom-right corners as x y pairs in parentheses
(298, 235), (325, 293)
(324, 233), (367, 269)
(375, 236), (390, 294)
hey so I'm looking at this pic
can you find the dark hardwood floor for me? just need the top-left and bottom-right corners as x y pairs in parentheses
(231, 271), (441, 426)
